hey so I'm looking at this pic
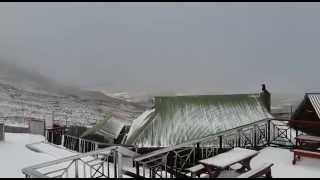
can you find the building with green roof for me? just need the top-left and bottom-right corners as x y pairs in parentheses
(125, 85), (273, 147)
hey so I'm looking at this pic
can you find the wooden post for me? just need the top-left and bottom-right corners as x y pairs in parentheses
(254, 125), (257, 149)
(237, 130), (241, 147)
(61, 135), (65, 147)
(135, 161), (140, 177)
(296, 127), (298, 137)
(196, 143), (200, 161)
(114, 150), (117, 178)
(2, 123), (5, 141)
(75, 160), (79, 178)
(43, 120), (46, 137)
(51, 130), (53, 144)
(78, 138), (82, 153)
(267, 120), (271, 145)
(117, 151), (123, 178)
(218, 136), (223, 153)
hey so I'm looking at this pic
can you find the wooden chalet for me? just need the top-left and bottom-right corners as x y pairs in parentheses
(290, 93), (320, 136)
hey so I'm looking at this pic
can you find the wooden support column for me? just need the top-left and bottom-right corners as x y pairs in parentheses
(75, 160), (79, 178)
(117, 151), (123, 178)
(196, 143), (200, 161)
(218, 136), (223, 153)
(61, 135), (65, 147)
(254, 125), (257, 148)
(135, 161), (140, 177)
(267, 120), (271, 145)
(237, 130), (241, 147)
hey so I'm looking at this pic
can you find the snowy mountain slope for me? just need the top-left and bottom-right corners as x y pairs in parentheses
(0, 61), (146, 127)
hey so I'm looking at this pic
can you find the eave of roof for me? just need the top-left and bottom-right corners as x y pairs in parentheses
(307, 94), (320, 119)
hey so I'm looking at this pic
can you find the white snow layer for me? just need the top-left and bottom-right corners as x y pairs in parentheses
(0, 133), (77, 178)
(251, 147), (320, 178)
(1, 133), (320, 178)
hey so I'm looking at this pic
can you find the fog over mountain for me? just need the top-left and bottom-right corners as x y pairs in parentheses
(1, 3), (319, 114)
(0, 3), (320, 97)
(0, 59), (147, 127)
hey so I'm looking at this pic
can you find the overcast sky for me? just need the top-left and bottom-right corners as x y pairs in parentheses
(0, 2), (319, 95)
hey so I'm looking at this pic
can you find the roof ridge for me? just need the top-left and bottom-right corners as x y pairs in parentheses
(306, 93), (320, 95)
(155, 93), (260, 98)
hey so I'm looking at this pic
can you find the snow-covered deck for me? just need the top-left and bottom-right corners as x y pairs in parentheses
(0, 133), (77, 178)
(1, 133), (320, 178)
(252, 147), (320, 178)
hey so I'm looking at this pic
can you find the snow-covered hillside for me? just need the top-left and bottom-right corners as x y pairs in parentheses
(0, 61), (146, 127)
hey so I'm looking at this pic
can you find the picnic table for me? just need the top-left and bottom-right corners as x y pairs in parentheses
(198, 148), (259, 178)
(295, 135), (320, 149)
(293, 135), (320, 165)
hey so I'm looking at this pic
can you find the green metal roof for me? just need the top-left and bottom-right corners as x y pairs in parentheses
(126, 94), (273, 147)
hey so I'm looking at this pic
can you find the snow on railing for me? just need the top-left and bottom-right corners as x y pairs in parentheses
(45, 128), (102, 153)
(132, 118), (302, 178)
(45, 128), (135, 153)
(22, 146), (139, 178)
(24, 118), (302, 178)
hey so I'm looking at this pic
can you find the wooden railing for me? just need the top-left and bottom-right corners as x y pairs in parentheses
(132, 118), (303, 178)
(24, 118), (304, 178)
(22, 146), (138, 178)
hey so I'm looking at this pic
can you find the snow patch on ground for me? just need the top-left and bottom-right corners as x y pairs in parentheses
(1, 133), (320, 178)
(0, 133), (77, 178)
(252, 147), (320, 178)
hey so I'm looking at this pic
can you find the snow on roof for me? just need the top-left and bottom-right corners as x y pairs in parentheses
(125, 109), (155, 145)
(307, 93), (320, 119)
(81, 113), (125, 140)
(126, 94), (273, 147)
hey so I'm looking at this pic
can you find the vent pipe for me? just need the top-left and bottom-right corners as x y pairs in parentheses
(260, 84), (271, 112)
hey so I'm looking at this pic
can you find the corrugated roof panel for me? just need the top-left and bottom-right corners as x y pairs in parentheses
(125, 109), (155, 145)
(126, 94), (273, 147)
(100, 117), (125, 139)
(307, 94), (320, 119)
(81, 114), (125, 139)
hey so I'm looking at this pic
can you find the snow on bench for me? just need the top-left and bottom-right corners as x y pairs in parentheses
(296, 135), (320, 142)
(236, 163), (273, 178)
(199, 148), (259, 169)
(185, 164), (206, 177)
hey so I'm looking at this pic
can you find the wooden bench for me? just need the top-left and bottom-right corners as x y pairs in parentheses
(198, 148), (259, 178)
(237, 163), (274, 178)
(293, 149), (320, 165)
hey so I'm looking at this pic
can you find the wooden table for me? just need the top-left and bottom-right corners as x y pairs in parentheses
(295, 135), (320, 149)
(198, 148), (259, 178)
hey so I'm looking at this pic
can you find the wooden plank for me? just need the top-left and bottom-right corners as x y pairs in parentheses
(294, 149), (320, 156)
(296, 135), (320, 142)
(186, 164), (205, 173)
(237, 163), (273, 178)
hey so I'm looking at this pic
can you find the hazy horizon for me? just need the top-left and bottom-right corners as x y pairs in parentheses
(0, 3), (320, 96)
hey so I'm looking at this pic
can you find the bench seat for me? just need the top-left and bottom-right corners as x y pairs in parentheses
(293, 149), (320, 165)
(237, 163), (273, 178)
(186, 164), (207, 177)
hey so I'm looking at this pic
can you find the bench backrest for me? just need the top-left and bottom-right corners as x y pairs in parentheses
(237, 163), (274, 178)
